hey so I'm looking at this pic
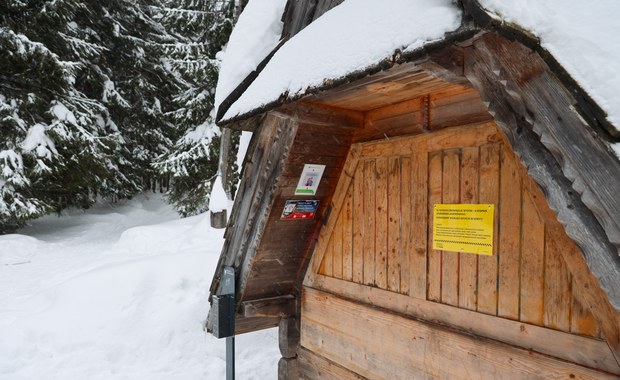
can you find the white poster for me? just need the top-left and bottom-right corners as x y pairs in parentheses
(295, 164), (325, 195)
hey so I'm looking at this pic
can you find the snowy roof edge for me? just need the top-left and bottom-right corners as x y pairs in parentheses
(216, 0), (618, 141)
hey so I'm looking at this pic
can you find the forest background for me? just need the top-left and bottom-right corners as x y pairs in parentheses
(0, 0), (247, 232)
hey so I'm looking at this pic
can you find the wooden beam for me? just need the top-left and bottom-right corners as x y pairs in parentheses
(277, 102), (364, 129)
(297, 347), (366, 380)
(308, 276), (620, 374)
(302, 287), (620, 379)
(240, 295), (296, 318)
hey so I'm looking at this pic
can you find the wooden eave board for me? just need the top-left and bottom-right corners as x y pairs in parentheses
(303, 62), (472, 112)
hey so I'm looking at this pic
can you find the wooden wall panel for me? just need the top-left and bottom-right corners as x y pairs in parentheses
(458, 147), (479, 311)
(477, 144), (500, 315)
(301, 288), (618, 380)
(497, 146), (522, 320)
(313, 122), (610, 345)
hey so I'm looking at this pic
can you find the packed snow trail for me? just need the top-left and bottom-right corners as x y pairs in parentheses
(0, 194), (278, 380)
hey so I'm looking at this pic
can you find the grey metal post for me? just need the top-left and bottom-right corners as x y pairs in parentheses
(222, 266), (235, 380)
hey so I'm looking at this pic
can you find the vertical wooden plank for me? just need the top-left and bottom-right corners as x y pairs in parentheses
(543, 231), (571, 332)
(352, 164), (364, 284)
(400, 157), (411, 295)
(332, 205), (344, 280)
(363, 160), (376, 286)
(458, 147), (479, 311)
(387, 157), (401, 293)
(411, 152), (428, 299)
(441, 149), (460, 307)
(427, 151), (443, 302)
(571, 276), (600, 337)
(497, 146), (522, 320)
(375, 157), (388, 290)
(477, 143), (500, 315)
(520, 191), (545, 325)
(342, 184), (354, 282)
(322, 236), (333, 277)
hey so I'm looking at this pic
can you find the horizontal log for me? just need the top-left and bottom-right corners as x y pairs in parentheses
(241, 295), (296, 318)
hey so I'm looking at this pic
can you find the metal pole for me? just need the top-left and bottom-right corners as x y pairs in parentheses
(222, 267), (235, 380)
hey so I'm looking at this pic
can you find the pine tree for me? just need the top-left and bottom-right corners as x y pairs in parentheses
(153, 0), (236, 216)
(0, 0), (123, 231)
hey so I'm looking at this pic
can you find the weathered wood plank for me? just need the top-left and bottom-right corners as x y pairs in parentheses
(307, 277), (620, 375)
(302, 286), (619, 379)
(279, 317), (300, 359)
(387, 157), (401, 293)
(571, 276), (600, 338)
(332, 206), (343, 280)
(352, 164), (364, 284)
(319, 238), (330, 276)
(458, 147), (479, 311)
(298, 347), (366, 380)
(342, 183), (353, 282)
(441, 149), (460, 307)
(360, 122), (501, 159)
(543, 231), (571, 332)
(497, 145), (522, 320)
(410, 152), (428, 299)
(374, 157), (388, 290)
(520, 191), (545, 325)
(241, 295), (296, 318)
(400, 157), (411, 295)
(362, 160), (376, 286)
(427, 151), (443, 302)
(477, 143), (500, 315)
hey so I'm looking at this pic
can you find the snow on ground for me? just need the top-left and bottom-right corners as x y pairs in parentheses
(0, 194), (278, 380)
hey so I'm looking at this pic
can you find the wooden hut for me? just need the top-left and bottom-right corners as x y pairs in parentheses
(208, 1), (620, 378)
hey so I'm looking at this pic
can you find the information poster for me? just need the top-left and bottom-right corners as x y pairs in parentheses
(295, 164), (325, 195)
(432, 204), (495, 255)
(281, 200), (320, 220)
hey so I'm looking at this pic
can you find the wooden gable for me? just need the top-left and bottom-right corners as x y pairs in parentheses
(302, 121), (620, 377)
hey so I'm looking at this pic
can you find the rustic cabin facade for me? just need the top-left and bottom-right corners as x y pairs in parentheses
(209, 1), (620, 379)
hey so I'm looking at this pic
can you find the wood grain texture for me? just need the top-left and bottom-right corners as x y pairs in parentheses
(441, 149), (460, 307)
(458, 147), (479, 311)
(427, 151), (443, 302)
(298, 347), (366, 380)
(352, 164), (364, 284)
(463, 32), (620, 314)
(410, 152), (428, 299)
(477, 143), (500, 315)
(400, 157), (412, 295)
(387, 157), (401, 293)
(497, 145), (522, 320)
(362, 160), (376, 286)
(302, 287), (619, 379)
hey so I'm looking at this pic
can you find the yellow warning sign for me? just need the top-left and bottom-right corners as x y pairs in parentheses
(432, 204), (495, 255)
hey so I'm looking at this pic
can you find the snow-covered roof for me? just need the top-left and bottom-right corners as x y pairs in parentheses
(222, 0), (461, 121)
(213, 0), (287, 112)
(479, 0), (620, 129)
(218, 0), (620, 134)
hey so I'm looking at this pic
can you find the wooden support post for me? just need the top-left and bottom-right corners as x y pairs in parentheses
(278, 317), (300, 380)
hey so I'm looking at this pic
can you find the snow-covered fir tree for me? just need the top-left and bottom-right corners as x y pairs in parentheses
(0, 0), (237, 231)
(153, 0), (236, 216)
(0, 0), (125, 231)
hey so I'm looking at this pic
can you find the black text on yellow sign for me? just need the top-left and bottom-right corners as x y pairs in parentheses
(432, 204), (495, 255)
